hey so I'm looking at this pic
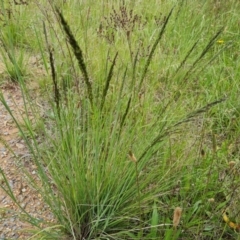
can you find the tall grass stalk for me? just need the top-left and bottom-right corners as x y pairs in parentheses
(1, 1), (239, 239)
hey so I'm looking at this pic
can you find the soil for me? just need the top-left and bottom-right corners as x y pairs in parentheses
(0, 83), (55, 238)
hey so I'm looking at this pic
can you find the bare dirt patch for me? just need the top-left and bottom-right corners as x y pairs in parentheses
(0, 84), (55, 239)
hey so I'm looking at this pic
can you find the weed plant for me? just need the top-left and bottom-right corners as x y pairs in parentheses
(0, 0), (240, 239)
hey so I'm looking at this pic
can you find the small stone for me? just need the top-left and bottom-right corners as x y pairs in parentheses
(16, 143), (25, 149)
(20, 203), (26, 209)
(0, 233), (6, 239)
(9, 180), (14, 189)
(13, 234), (19, 239)
(19, 195), (24, 201)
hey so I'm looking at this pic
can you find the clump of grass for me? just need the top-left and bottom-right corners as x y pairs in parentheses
(0, 39), (27, 82)
(1, 0), (239, 239)
(0, 0), (29, 82)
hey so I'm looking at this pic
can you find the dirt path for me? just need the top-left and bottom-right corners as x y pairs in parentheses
(0, 84), (54, 239)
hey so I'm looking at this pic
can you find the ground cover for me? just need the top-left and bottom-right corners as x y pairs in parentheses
(0, 0), (240, 239)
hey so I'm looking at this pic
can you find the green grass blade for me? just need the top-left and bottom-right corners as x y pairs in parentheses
(138, 7), (174, 91)
(120, 96), (132, 133)
(182, 27), (224, 80)
(100, 52), (118, 110)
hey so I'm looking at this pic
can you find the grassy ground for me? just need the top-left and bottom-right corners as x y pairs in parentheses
(0, 0), (240, 239)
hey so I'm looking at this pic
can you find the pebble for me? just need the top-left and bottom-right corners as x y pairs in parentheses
(0, 196), (7, 202)
(20, 203), (26, 209)
(9, 180), (14, 189)
(0, 233), (6, 239)
(16, 143), (25, 149)
(12, 234), (19, 239)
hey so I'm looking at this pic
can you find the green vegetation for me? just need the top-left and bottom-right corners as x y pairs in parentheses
(0, 0), (240, 239)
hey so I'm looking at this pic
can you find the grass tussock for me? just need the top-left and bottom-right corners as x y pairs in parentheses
(0, 0), (240, 239)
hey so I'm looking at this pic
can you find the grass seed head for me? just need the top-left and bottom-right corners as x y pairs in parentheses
(228, 161), (236, 169)
(128, 150), (137, 163)
(173, 207), (182, 229)
(208, 198), (215, 203)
